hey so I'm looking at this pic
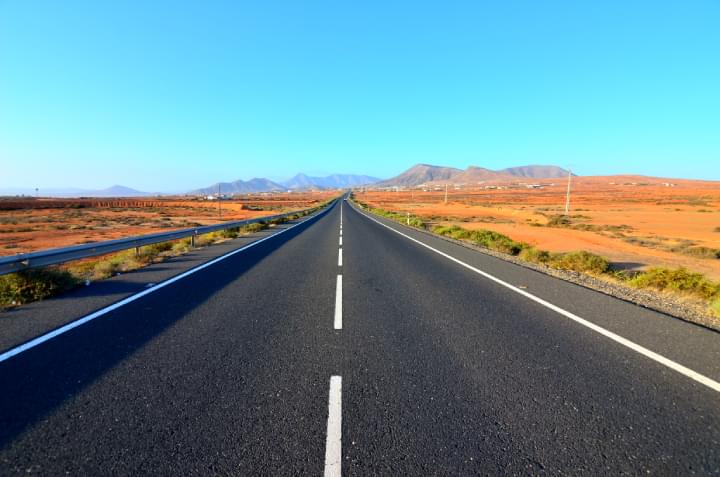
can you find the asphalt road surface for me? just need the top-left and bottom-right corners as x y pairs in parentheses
(1, 198), (719, 475)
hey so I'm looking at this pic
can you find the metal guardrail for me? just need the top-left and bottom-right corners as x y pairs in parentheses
(0, 200), (335, 276)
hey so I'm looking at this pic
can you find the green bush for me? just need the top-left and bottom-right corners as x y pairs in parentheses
(519, 247), (551, 264)
(195, 231), (225, 247)
(432, 225), (470, 240)
(92, 259), (123, 278)
(629, 267), (720, 301)
(0, 268), (79, 308)
(468, 229), (524, 255)
(546, 215), (571, 227)
(82, 250), (144, 279)
(138, 241), (173, 262)
(548, 251), (610, 274)
(432, 225), (525, 255)
(407, 216), (425, 228)
(682, 246), (720, 259)
(240, 222), (267, 234)
(219, 228), (240, 239)
(171, 238), (193, 254)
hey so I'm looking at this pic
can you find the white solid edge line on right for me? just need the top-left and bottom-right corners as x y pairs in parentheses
(324, 375), (342, 477)
(0, 205), (334, 364)
(354, 204), (720, 393)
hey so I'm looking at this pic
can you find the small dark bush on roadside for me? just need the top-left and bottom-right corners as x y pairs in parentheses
(0, 268), (80, 308)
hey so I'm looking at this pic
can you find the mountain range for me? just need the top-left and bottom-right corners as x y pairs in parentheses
(282, 173), (380, 190)
(190, 178), (286, 196)
(190, 173), (380, 195)
(374, 164), (573, 187)
(1, 165), (572, 197)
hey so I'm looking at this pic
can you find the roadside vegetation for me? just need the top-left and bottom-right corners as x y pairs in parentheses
(364, 207), (427, 229)
(0, 268), (80, 307)
(354, 199), (720, 319)
(0, 201), (332, 309)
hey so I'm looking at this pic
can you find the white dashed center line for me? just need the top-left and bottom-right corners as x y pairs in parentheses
(324, 376), (342, 477)
(334, 274), (342, 330)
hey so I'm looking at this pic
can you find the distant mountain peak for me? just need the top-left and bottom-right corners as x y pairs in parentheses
(281, 173), (381, 190)
(497, 165), (572, 178)
(189, 178), (285, 195)
(373, 164), (463, 187)
(99, 185), (146, 194)
(375, 163), (577, 187)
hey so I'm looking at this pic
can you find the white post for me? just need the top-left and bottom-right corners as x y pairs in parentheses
(564, 169), (572, 215)
(444, 184), (448, 205)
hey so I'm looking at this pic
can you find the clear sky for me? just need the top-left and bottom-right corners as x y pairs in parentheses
(1, 1), (719, 191)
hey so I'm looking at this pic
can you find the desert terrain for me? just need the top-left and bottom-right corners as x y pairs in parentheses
(0, 191), (336, 256)
(355, 176), (720, 279)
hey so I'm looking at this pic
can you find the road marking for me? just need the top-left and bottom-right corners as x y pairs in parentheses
(339, 236), (343, 246)
(334, 274), (343, 329)
(324, 375), (342, 477)
(0, 206), (333, 364)
(340, 229), (342, 236)
(338, 248), (343, 267)
(355, 206), (720, 393)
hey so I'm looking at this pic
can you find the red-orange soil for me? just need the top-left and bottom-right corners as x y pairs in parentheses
(0, 192), (336, 255)
(356, 176), (720, 279)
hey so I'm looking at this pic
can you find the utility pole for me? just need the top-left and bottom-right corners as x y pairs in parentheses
(564, 169), (572, 215)
(218, 183), (222, 218)
(444, 183), (448, 205)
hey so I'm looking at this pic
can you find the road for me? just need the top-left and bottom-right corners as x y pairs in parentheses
(1, 198), (719, 475)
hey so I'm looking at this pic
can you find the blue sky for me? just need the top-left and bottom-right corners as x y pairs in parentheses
(1, 1), (719, 191)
